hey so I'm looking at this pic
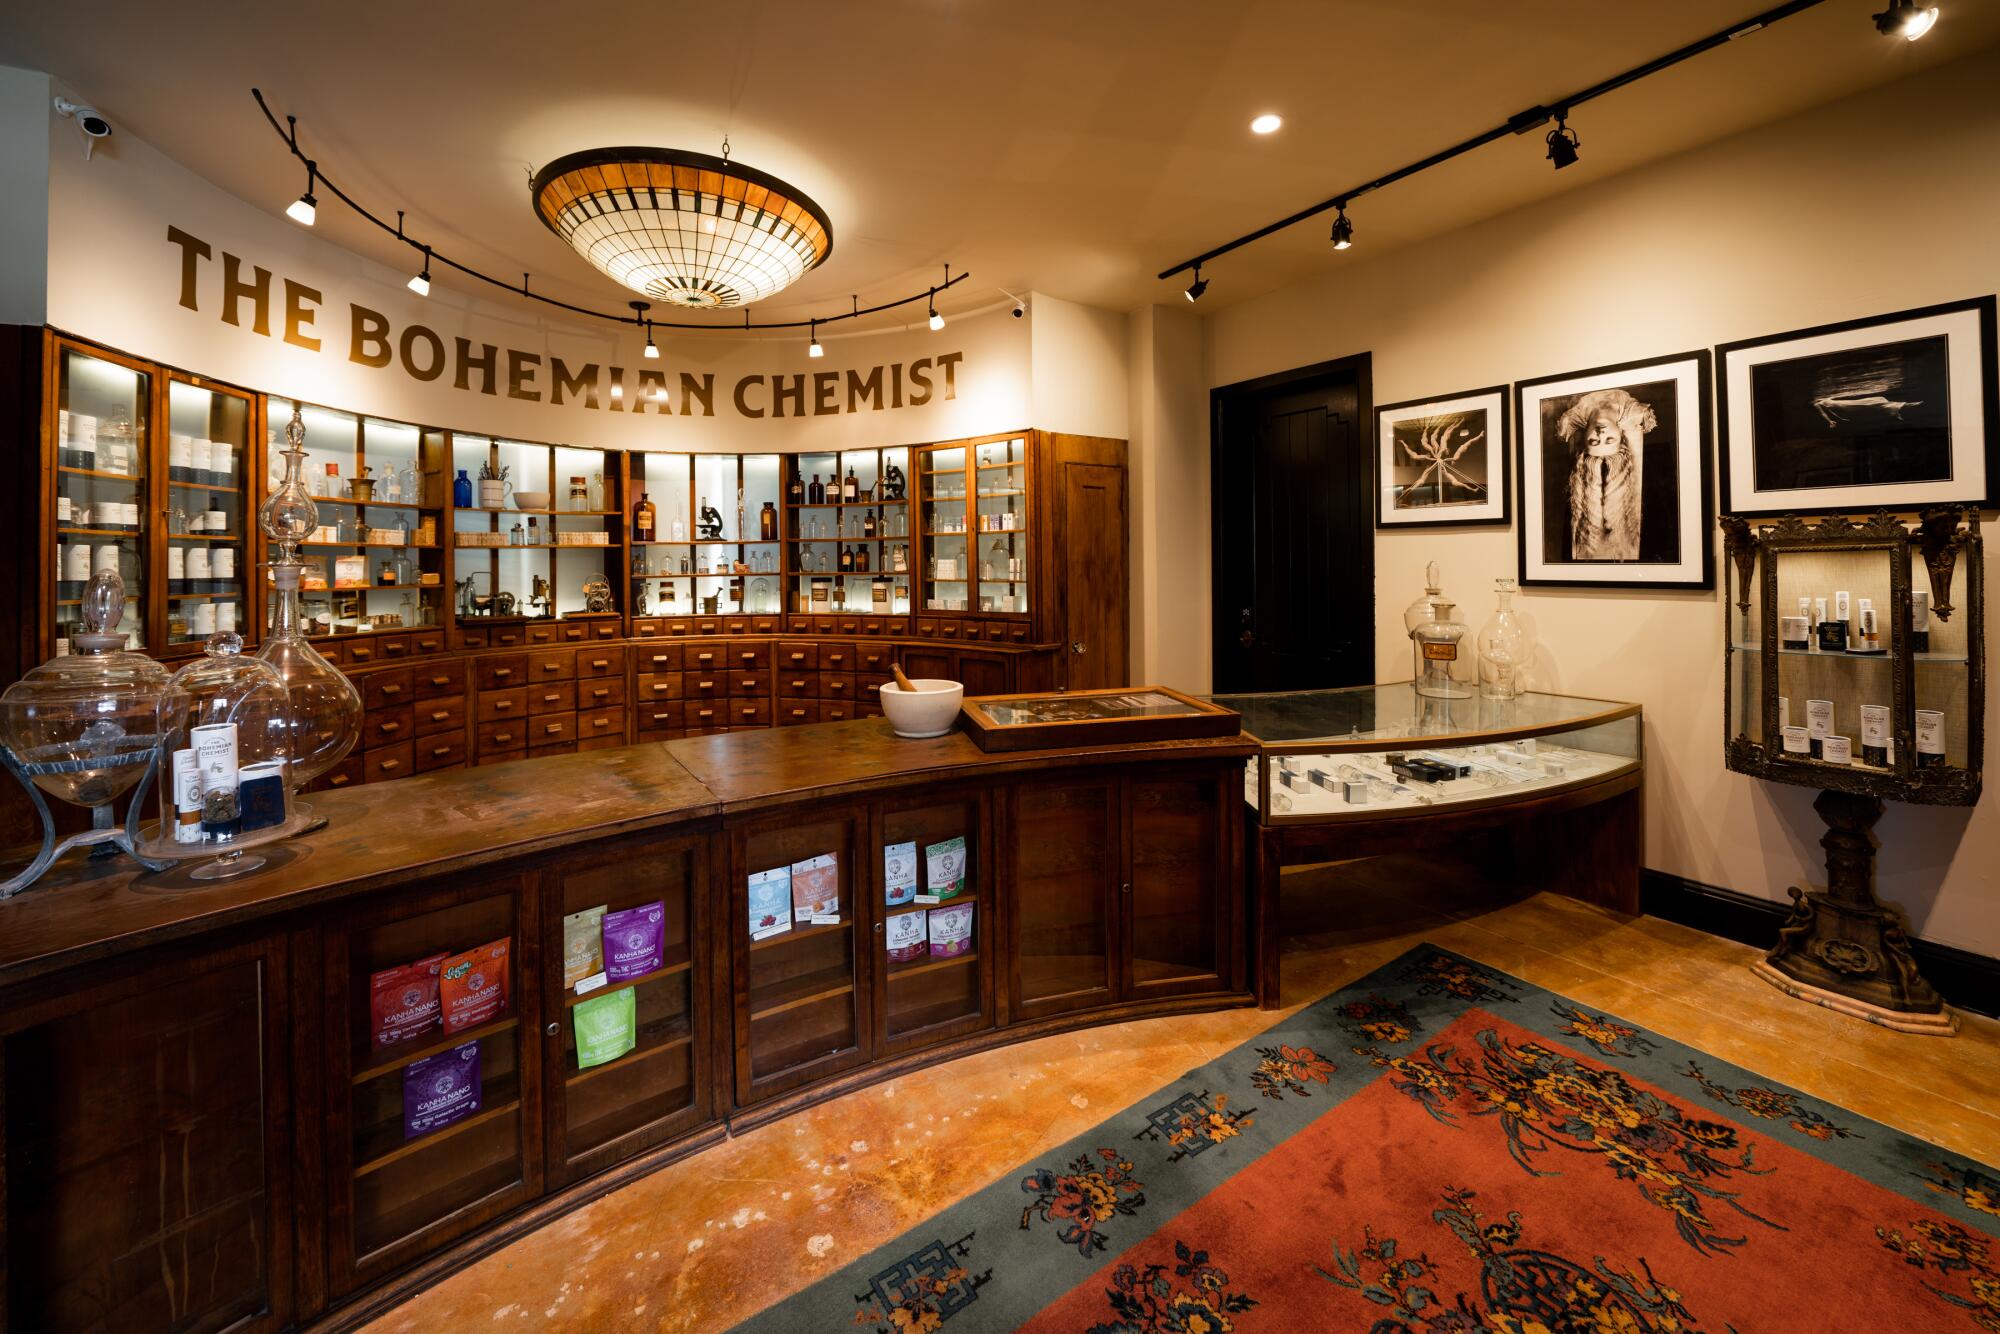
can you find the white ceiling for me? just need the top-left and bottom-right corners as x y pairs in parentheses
(6, 0), (1995, 329)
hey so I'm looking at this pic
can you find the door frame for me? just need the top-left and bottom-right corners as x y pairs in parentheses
(1208, 353), (1374, 692)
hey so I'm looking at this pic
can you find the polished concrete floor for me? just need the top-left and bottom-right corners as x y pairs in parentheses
(364, 857), (2000, 1331)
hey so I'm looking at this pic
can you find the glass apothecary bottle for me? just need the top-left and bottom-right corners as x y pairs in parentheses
(1476, 578), (1537, 700)
(1413, 599), (1471, 699)
(1403, 561), (1446, 684)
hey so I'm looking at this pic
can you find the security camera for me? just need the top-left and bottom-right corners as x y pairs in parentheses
(1011, 302), (1025, 319)
(53, 98), (111, 158)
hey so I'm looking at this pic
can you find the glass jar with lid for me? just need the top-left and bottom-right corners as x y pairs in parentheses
(1413, 600), (1472, 699)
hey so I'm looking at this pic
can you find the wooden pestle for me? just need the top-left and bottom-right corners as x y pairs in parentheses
(891, 661), (916, 692)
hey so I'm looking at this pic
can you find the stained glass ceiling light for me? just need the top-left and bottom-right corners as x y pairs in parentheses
(531, 147), (834, 310)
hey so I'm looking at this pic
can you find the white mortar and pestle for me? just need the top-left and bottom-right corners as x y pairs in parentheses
(878, 662), (963, 738)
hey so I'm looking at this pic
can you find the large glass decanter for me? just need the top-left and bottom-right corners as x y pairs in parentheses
(1476, 577), (1538, 700)
(1413, 599), (1472, 699)
(1403, 561), (1447, 684)
(257, 405), (362, 790)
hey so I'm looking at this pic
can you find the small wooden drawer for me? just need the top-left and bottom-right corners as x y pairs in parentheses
(663, 619), (693, 637)
(857, 647), (893, 674)
(376, 635), (413, 660)
(477, 719), (528, 753)
(821, 703), (855, 723)
(365, 741), (414, 782)
(938, 621), (961, 640)
(856, 701), (884, 720)
(636, 701), (682, 733)
(631, 618), (665, 639)
(415, 732), (467, 773)
(578, 705), (623, 740)
(837, 618), (861, 636)
(635, 673), (683, 702)
(319, 755), (365, 792)
(592, 621), (620, 640)
(821, 673), (856, 701)
(1007, 624), (1030, 644)
(578, 733), (626, 752)
(529, 681), (577, 716)
(820, 646), (853, 671)
(779, 674), (815, 699)
(457, 629), (491, 650)
(343, 639), (382, 666)
(526, 623), (559, 645)
(414, 660), (466, 700)
(777, 641), (818, 669)
(415, 696), (466, 738)
(732, 644), (770, 671)
(530, 712), (576, 747)
(860, 619), (885, 637)
(477, 654), (528, 690)
(684, 644), (726, 673)
(748, 616), (781, 634)
(476, 687), (528, 722)
(559, 622), (589, 643)
(575, 646), (626, 678)
(637, 644), (681, 673)
(777, 699), (819, 727)
(730, 697), (772, 727)
(685, 676), (725, 700)
(363, 668), (415, 710)
(365, 706), (414, 748)
(694, 618), (723, 636)
(491, 626), (527, 649)
(475, 749), (522, 767)
(730, 671), (765, 697)
(411, 632), (448, 656)
(576, 676), (626, 709)
(857, 672), (891, 697)
(530, 648), (575, 681)
(683, 702), (724, 730)
(916, 619), (939, 637)
(529, 740), (577, 758)
(984, 623), (1009, 643)
(723, 617), (750, 635)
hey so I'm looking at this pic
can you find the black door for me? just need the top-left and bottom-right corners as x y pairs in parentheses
(1211, 355), (1372, 692)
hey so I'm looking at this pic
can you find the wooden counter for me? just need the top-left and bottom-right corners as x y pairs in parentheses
(0, 719), (1255, 1333)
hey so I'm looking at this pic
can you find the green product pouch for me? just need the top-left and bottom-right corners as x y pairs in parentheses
(573, 988), (637, 1069)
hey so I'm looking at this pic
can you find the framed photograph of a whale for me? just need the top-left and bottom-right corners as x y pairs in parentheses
(1718, 296), (1996, 516)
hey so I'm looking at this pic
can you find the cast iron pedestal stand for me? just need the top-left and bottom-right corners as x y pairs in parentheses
(1753, 788), (1956, 1035)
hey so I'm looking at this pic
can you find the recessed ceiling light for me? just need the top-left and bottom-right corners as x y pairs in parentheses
(1250, 113), (1283, 135)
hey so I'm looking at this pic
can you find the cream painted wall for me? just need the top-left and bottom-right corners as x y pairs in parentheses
(0, 66), (50, 325)
(1201, 45), (2000, 956)
(1029, 293), (1130, 442)
(1126, 304), (1212, 688)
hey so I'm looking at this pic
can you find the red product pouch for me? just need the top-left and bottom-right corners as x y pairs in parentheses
(440, 937), (512, 1033)
(371, 952), (447, 1050)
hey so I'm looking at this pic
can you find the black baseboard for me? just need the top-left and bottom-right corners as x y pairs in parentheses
(1640, 870), (1998, 1020)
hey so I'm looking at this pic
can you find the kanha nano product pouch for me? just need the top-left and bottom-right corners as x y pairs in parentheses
(404, 1040), (481, 1139)
(370, 952), (447, 1049)
(603, 900), (665, 981)
(439, 937), (512, 1033)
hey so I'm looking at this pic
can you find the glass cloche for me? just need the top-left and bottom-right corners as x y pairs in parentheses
(144, 633), (305, 877)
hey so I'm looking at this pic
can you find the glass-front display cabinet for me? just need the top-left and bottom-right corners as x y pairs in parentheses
(452, 437), (621, 628)
(52, 341), (153, 654)
(1721, 509), (1984, 804)
(269, 398), (448, 643)
(628, 452), (780, 619)
(785, 446), (913, 619)
(1218, 686), (1643, 824)
(917, 434), (1031, 620)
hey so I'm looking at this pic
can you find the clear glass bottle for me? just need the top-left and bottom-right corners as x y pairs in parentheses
(1413, 599), (1471, 699)
(1403, 561), (1447, 684)
(1476, 578), (1537, 700)
(256, 405), (363, 792)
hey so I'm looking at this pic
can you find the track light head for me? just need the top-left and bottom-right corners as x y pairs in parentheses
(1545, 115), (1581, 170)
(1184, 265), (1209, 302)
(927, 289), (944, 331)
(286, 163), (318, 226)
(406, 247), (431, 296)
(808, 320), (825, 358)
(1874, 0), (1939, 39)
(1330, 205), (1353, 251)
(632, 300), (660, 358)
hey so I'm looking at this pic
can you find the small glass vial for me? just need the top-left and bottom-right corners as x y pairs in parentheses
(1413, 599), (1471, 699)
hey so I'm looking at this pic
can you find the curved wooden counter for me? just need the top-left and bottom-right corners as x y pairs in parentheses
(0, 720), (1254, 1332)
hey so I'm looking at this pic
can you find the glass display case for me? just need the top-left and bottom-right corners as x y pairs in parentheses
(1218, 685), (1643, 825)
(916, 435), (1031, 618)
(452, 437), (620, 627)
(1721, 509), (1984, 805)
(53, 342), (152, 653)
(269, 398), (448, 641)
(629, 452), (779, 618)
(164, 375), (253, 650)
(785, 447), (911, 618)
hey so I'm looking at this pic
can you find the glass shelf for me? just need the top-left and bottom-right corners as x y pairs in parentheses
(53, 346), (150, 651)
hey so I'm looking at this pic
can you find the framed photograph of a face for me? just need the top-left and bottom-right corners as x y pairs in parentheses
(1515, 351), (1713, 589)
(1717, 297), (1997, 516)
(1374, 386), (1509, 527)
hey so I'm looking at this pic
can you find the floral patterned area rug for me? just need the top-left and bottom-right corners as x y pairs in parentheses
(734, 945), (2000, 1333)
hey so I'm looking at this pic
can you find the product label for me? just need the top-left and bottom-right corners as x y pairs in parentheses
(1806, 699), (1834, 739)
(1821, 735), (1853, 765)
(573, 988), (637, 1070)
(885, 909), (927, 962)
(602, 901), (666, 981)
(1421, 642), (1458, 662)
(928, 903), (974, 958)
(370, 952), (448, 1050)
(440, 937), (512, 1033)
(403, 1041), (481, 1140)
(884, 841), (918, 905)
(1860, 705), (1890, 747)
(790, 854), (839, 919)
(1781, 726), (1811, 755)
(748, 867), (793, 937)
(1915, 710), (1946, 756)
(562, 905), (607, 989)
(1834, 590), (1851, 621)
(924, 836), (968, 900)
(1779, 616), (1809, 646)
(190, 722), (239, 793)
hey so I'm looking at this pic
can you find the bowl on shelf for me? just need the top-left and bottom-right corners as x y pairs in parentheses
(877, 678), (963, 738)
(512, 491), (551, 511)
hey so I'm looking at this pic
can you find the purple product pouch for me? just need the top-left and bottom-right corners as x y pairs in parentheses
(404, 1040), (482, 1140)
(603, 900), (666, 981)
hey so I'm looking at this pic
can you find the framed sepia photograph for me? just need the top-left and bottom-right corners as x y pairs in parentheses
(1374, 385), (1510, 527)
(1515, 351), (1713, 589)
(1717, 296), (1997, 516)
